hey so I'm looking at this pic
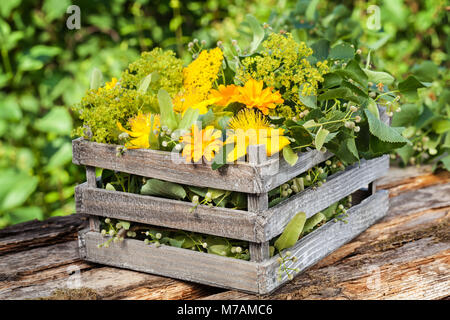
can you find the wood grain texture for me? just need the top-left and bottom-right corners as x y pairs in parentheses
(81, 231), (261, 293)
(73, 138), (333, 194)
(259, 190), (389, 294)
(261, 155), (389, 241)
(73, 138), (261, 193)
(76, 183), (258, 242)
(79, 191), (388, 295)
(76, 157), (387, 243)
(0, 215), (87, 256)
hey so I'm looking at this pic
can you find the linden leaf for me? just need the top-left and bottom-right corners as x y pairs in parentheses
(365, 109), (410, 144)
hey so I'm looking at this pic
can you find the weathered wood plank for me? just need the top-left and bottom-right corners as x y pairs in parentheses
(259, 190), (389, 294)
(73, 138), (262, 193)
(73, 138), (334, 194)
(76, 183), (258, 242)
(81, 231), (261, 293)
(261, 156), (389, 241)
(0, 215), (87, 256)
(262, 150), (333, 192)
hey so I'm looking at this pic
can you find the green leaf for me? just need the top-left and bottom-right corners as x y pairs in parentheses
(298, 91), (317, 109)
(274, 212), (306, 252)
(391, 104), (420, 127)
(440, 155), (450, 171)
(432, 119), (450, 134)
(412, 61), (438, 82)
(398, 76), (425, 100)
(346, 137), (359, 160)
(315, 126), (329, 150)
(168, 238), (185, 248)
(322, 203), (338, 220)
(329, 43), (355, 60)
(367, 98), (380, 119)
(118, 220), (131, 230)
(34, 107), (73, 135)
(289, 125), (313, 146)
(157, 89), (178, 131)
(105, 183), (116, 191)
(208, 188), (227, 200)
(208, 244), (230, 256)
(322, 73), (342, 89)
(306, 0), (320, 21)
(282, 145), (298, 166)
(140, 179), (186, 200)
(138, 72), (159, 94)
(7, 207), (43, 225)
(245, 14), (264, 53)
(178, 108), (200, 131)
(90, 68), (103, 90)
(302, 212), (325, 234)
(310, 39), (330, 61)
(365, 109), (410, 144)
(317, 87), (352, 101)
(396, 145), (414, 165)
(0, 174), (39, 211)
(363, 69), (395, 86)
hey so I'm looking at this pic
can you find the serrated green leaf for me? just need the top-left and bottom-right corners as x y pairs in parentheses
(329, 43), (355, 60)
(391, 104), (420, 127)
(365, 109), (410, 144)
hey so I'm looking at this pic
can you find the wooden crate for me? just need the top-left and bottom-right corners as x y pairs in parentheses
(74, 137), (389, 294)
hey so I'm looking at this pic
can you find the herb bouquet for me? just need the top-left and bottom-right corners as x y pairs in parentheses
(73, 16), (417, 292)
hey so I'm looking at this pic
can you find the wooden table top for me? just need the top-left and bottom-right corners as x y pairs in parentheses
(1, 165), (449, 300)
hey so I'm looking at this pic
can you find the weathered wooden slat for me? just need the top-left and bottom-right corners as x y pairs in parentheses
(0, 215), (87, 256)
(72, 138), (334, 194)
(76, 157), (387, 243)
(261, 150), (333, 192)
(73, 138), (261, 193)
(260, 155), (389, 241)
(81, 231), (261, 293)
(75, 183), (258, 242)
(259, 190), (389, 294)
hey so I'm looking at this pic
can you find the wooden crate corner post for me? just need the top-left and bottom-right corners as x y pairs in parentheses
(85, 166), (101, 232)
(247, 145), (270, 262)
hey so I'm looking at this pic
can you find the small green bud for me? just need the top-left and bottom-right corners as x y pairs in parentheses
(286, 251), (292, 257)
(101, 229), (106, 236)
(235, 247), (242, 253)
(144, 239), (150, 244)
(288, 274), (294, 280)
(109, 229), (115, 236)
(155, 233), (162, 239)
(105, 218), (111, 224)
(325, 160), (332, 166)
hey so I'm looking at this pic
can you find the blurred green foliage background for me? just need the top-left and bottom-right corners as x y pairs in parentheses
(0, 0), (448, 228)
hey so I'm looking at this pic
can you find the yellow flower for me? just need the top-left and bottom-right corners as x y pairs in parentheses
(234, 79), (284, 115)
(97, 77), (118, 93)
(209, 84), (240, 107)
(173, 48), (224, 115)
(117, 113), (160, 149)
(225, 109), (290, 162)
(181, 124), (223, 163)
(173, 90), (221, 115)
